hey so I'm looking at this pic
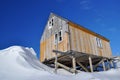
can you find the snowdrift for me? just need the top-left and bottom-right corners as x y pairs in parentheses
(0, 46), (120, 80)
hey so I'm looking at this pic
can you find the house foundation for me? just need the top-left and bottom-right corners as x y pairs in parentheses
(43, 50), (114, 73)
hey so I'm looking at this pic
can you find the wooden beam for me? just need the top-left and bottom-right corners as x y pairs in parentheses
(77, 62), (89, 72)
(110, 60), (114, 68)
(94, 59), (106, 68)
(89, 56), (93, 72)
(53, 50), (73, 56)
(94, 60), (103, 68)
(102, 60), (106, 71)
(107, 60), (110, 70)
(72, 56), (76, 71)
(55, 53), (58, 73)
(57, 62), (77, 73)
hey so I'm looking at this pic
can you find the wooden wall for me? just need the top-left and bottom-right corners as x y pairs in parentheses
(68, 23), (112, 58)
(40, 14), (112, 62)
(40, 23), (112, 62)
(40, 33), (68, 62)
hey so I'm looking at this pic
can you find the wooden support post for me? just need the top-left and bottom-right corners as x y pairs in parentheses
(110, 60), (114, 68)
(102, 60), (106, 71)
(72, 56), (76, 71)
(77, 62), (89, 72)
(89, 56), (93, 72)
(55, 53), (58, 73)
(94, 59), (103, 68)
(57, 62), (76, 73)
(55, 31), (58, 73)
(107, 60), (110, 70)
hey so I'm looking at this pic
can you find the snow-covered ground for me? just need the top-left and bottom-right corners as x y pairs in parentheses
(114, 57), (120, 68)
(0, 46), (120, 80)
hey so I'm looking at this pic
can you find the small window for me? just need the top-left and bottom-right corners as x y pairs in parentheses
(96, 38), (102, 48)
(54, 30), (63, 44)
(49, 20), (52, 26)
(48, 18), (54, 29)
(58, 31), (62, 41)
(55, 33), (58, 44)
(52, 19), (53, 22)
(49, 21), (51, 25)
(52, 23), (53, 26)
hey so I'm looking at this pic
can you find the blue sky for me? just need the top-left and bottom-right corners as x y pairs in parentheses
(0, 0), (120, 58)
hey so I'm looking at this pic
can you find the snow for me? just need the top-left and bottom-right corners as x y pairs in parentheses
(0, 46), (120, 80)
(114, 57), (120, 68)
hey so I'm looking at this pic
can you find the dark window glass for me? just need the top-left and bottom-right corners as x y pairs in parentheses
(49, 21), (51, 25)
(55, 34), (57, 40)
(59, 31), (62, 41)
(52, 19), (54, 26)
(59, 31), (61, 36)
(59, 36), (62, 41)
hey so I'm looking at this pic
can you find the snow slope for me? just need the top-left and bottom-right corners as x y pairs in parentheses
(0, 46), (120, 80)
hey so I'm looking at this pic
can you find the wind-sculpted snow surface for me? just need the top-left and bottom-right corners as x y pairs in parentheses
(0, 46), (120, 80)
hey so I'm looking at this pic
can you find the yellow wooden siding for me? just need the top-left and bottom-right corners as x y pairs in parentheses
(80, 30), (85, 52)
(40, 40), (46, 62)
(70, 26), (75, 51)
(68, 22), (109, 42)
(40, 23), (112, 62)
(40, 33), (68, 62)
(69, 24), (112, 57)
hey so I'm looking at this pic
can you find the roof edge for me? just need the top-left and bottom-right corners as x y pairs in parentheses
(68, 21), (110, 42)
(51, 12), (110, 42)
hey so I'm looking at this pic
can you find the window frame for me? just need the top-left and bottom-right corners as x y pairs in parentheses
(48, 18), (54, 29)
(58, 30), (62, 42)
(96, 37), (103, 48)
(54, 30), (63, 45)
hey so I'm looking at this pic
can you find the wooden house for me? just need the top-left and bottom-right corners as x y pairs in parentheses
(40, 13), (113, 73)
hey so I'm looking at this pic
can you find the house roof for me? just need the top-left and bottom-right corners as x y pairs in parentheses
(50, 13), (110, 42)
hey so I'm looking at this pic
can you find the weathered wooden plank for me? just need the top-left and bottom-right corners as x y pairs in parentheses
(78, 29), (82, 52)
(57, 62), (77, 73)
(77, 62), (89, 72)
(80, 30), (84, 52)
(40, 42), (44, 62)
(75, 28), (80, 51)
(88, 34), (92, 54)
(107, 60), (110, 69)
(90, 35), (95, 55)
(110, 60), (114, 68)
(94, 59), (105, 68)
(81, 31), (86, 53)
(86, 33), (90, 53)
(89, 56), (93, 72)
(102, 60), (106, 71)
(55, 53), (58, 73)
(72, 57), (76, 71)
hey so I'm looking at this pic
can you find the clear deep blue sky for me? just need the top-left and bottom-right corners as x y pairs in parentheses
(0, 0), (120, 58)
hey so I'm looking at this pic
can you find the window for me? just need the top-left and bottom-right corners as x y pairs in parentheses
(96, 38), (102, 48)
(58, 31), (62, 41)
(48, 18), (54, 29)
(52, 19), (54, 26)
(49, 19), (54, 26)
(54, 30), (63, 44)
(55, 33), (58, 44)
